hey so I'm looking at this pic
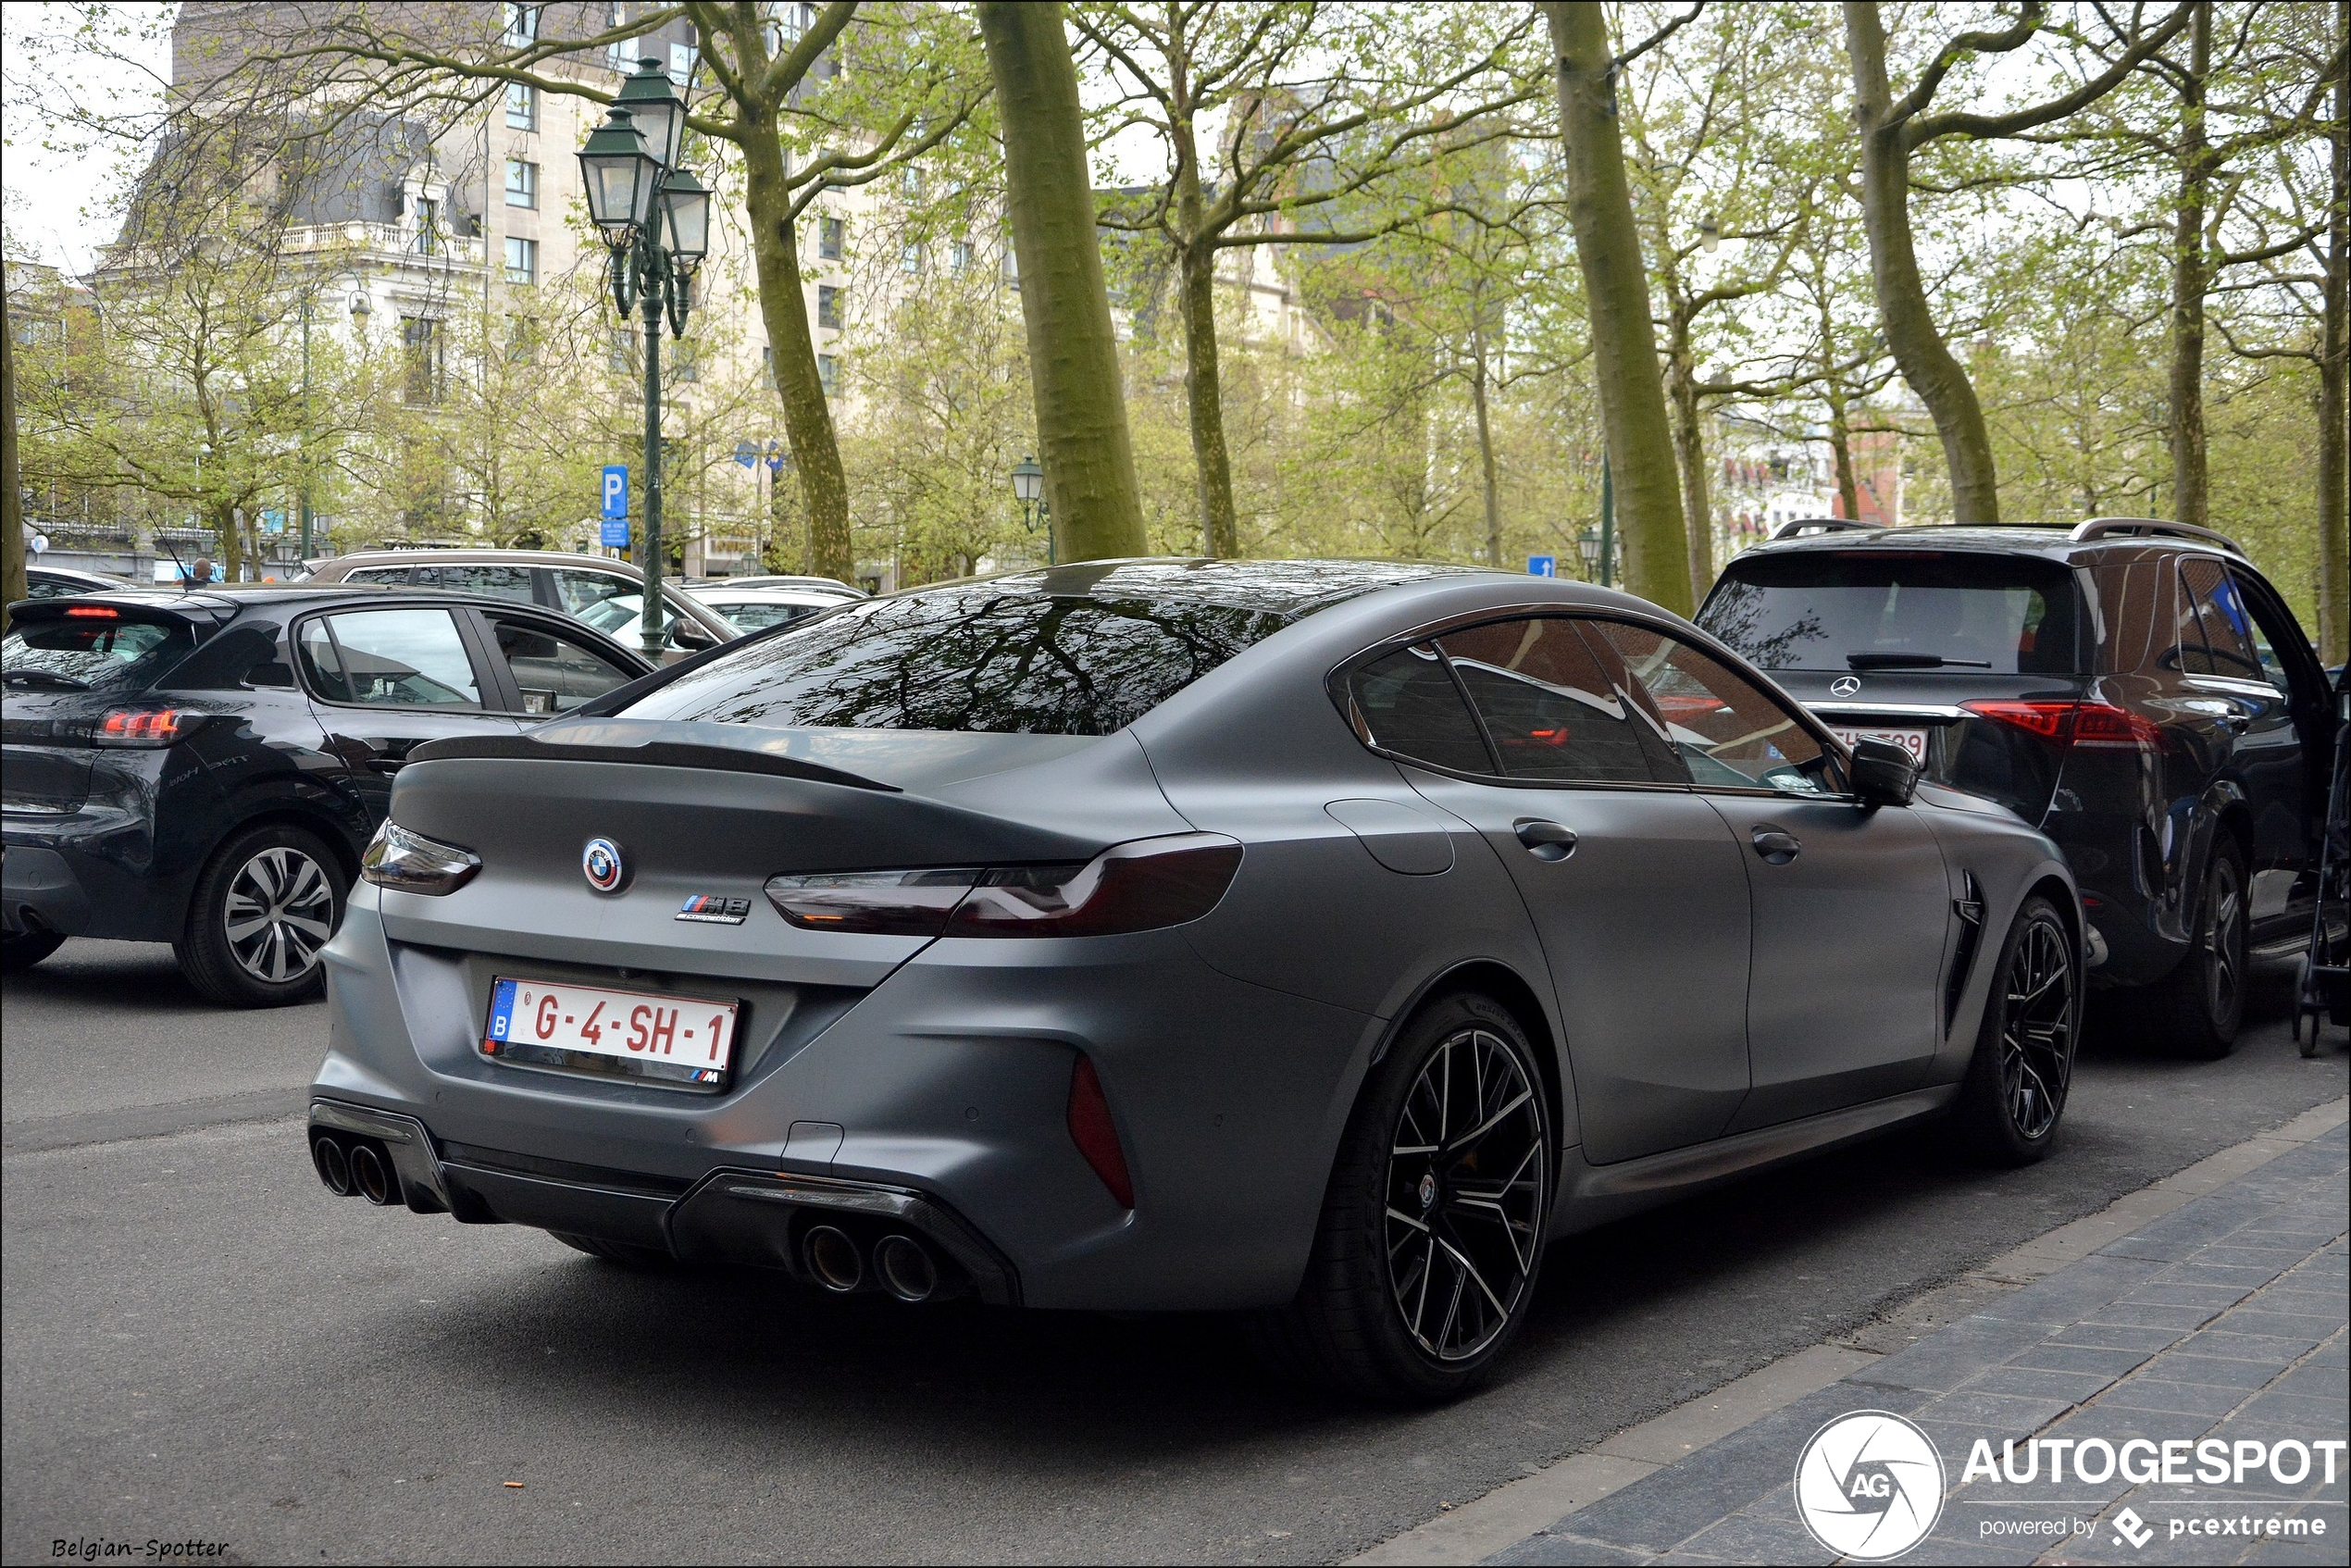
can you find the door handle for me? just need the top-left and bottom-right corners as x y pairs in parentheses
(2220, 712), (2251, 733)
(1751, 828), (1801, 865)
(1513, 818), (1578, 861)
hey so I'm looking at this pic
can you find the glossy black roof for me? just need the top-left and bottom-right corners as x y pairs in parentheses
(937, 557), (1499, 618)
(1735, 525), (2242, 565)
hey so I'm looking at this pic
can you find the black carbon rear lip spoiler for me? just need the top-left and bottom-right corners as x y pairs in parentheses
(404, 734), (901, 792)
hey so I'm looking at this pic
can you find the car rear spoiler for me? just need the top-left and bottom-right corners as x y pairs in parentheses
(405, 731), (900, 792)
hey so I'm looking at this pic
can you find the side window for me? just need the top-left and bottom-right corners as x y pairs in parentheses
(1437, 616), (1660, 784)
(294, 619), (349, 702)
(2227, 568), (2301, 697)
(1343, 643), (1495, 775)
(1587, 621), (1839, 797)
(2181, 558), (2263, 683)
(551, 568), (635, 617)
(304, 610), (483, 707)
(342, 566), (415, 588)
(2165, 560), (2214, 674)
(488, 616), (639, 715)
(435, 563), (539, 604)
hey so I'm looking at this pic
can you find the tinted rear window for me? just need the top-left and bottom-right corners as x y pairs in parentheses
(625, 578), (1291, 734)
(1700, 553), (2083, 675)
(3, 616), (196, 691)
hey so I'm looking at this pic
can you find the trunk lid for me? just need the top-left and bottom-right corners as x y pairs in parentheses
(1773, 667), (2093, 825)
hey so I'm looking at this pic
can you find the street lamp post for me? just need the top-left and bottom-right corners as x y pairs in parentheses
(1009, 455), (1051, 565)
(578, 60), (711, 661)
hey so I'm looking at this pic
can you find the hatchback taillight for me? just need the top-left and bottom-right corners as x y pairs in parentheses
(92, 709), (191, 748)
(765, 833), (1243, 939)
(1962, 699), (2162, 753)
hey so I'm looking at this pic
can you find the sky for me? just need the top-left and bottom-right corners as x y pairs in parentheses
(1, 3), (175, 269)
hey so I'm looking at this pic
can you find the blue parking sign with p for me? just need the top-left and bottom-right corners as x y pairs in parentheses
(600, 466), (629, 547)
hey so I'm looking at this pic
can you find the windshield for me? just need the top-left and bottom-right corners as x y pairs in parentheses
(623, 574), (1299, 734)
(1700, 552), (2083, 675)
(3, 616), (194, 691)
(703, 599), (831, 632)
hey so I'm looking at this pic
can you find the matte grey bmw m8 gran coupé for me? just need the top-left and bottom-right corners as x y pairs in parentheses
(309, 558), (2081, 1401)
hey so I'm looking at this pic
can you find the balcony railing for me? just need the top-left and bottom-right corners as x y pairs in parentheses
(285, 223), (486, 268)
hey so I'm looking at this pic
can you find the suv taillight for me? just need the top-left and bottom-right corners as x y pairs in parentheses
(1962, 699), (2163, 753)
(91, 709), (192, 748)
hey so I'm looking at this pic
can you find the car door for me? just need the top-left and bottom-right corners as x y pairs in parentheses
(477, 610), (648, 717)
(1353, 617), (1755, 1166)
(2182, 558), (2307, 934)
(1586, 618), (1951, 1129)
(294, 605), (522, 828)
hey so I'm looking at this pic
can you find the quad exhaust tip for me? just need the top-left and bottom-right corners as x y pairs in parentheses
(874, 1233), (938, 1303)
(312, 1135), (353, 1197)
(803, 1225), (864, 1292)
(348, 1141), (397, 1205)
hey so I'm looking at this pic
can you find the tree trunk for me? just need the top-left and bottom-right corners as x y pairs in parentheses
(1471, 323), (1502, 567)
(2319, 0), (2348, 666)
(1662, 325), (1714, 604)
(1178, 241), (1240, 557)
(1544, 0), (1692, 615)
(741, 130), (855, 582)
(0, 265), (23, 627)
(2168, 0), (2211, 529)
(1844, 1), (2003, 522)
(213, 499), (243, 582)
(979, 1), (1147, 563)
(1827, 392), (1861, 521)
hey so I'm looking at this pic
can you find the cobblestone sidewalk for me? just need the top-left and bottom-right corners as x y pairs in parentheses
(1486, 1119), (2349, 1566)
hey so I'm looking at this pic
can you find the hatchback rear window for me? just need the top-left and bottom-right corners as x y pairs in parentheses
(2, 616), (195, 691)
(1700, 553), (2083, 675)
(625, 577), (1294, 735)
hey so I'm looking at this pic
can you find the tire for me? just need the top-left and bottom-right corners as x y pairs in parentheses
(174, 824), (347, 1008)
(1252, 989), (1552, 1403)
(1, 929), (67, 974)
(553, 1231), (678, 1269)
(1954, 896), (2081, 1166)
(2136, 836), (2249, 1058)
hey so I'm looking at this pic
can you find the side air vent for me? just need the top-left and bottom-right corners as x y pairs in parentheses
(1945, 872), (1986, 1037)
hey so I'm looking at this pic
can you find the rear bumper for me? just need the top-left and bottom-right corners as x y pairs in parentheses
(308, 1099), (1020, 1302)
(1, 749), (207, 941)
(312, 888), (1377, 1312)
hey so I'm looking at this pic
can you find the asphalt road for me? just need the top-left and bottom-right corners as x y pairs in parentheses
(4, 939), (2345, 1565)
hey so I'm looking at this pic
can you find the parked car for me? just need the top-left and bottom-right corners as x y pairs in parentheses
(699, 574), (868, 597)
(682, 582), (861, 634)
(24, 566), (135, 599)
(309, 558), (2077, 1402)
(1697, 517), (2332, 1056)
(305, 549), (739, 656)
(2, 583), (653, 1004)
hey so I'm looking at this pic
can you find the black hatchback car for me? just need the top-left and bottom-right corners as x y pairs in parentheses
(2, 585), (652, 1005)
(1698, 517), (2332, 1056)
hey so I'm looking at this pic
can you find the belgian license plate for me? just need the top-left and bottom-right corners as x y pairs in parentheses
(482, 977), (740, 1090)
(1831, 725), (1930, 765)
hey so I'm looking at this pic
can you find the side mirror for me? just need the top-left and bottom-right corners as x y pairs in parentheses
(669, 618), (718, 651)
(1848, 738), (1919, 807)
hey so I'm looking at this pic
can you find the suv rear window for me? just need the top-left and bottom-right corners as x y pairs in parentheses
(3, 616), (196, 691)
(623, 578), (1294, 735)
(1700, 552), (2084, 675)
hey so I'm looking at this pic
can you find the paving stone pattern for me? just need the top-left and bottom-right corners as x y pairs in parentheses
(1488, 1124), (2349, 1566)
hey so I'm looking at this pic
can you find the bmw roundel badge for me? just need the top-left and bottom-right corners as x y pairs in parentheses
(582, 837), (628, 894)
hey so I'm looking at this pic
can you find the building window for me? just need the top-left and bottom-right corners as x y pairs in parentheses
(669, 42), (697, 86)
(762, 345), (776, 389)
(402, 317), (443, 405)
(504, 159), (538, 209)
(607, 328), (634, 375)
(674, 337), (700, 382)
(504, 236), (538, 285)
(504, 315), (539, 361)
(1000, 243), (1018, 290)
(949, 240), (973, 275)
(411, 195), (440, 255)
(900, 242), (922, 275)
(604, 3), (634, 70)
(502, 3), (539, 46)
(504, 81), (537, 131)
(815, 284), (840, 330)
(817, 354), (839, 393)
(817, 216), (843, 260)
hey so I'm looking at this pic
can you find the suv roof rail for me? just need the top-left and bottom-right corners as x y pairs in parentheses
(1767, 516), (1878, 541)
(2071, 516), (2246, 555)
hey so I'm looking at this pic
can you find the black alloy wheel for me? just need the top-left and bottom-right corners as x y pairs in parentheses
(1954, 895), (2080, 1164)
(177, 823), (349, 1008)
(2136, 837), (2249, 1058)
(1253, 989), (1552, 1401)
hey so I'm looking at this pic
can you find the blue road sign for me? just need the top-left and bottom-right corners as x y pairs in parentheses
(733, 441), (759, 468)
(1527, 554), (1557, 578)
(601, 466), (630, 547)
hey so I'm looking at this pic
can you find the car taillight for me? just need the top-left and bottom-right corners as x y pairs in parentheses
(360, 820), (482, 895)
(92, 709), (190, 748)
(64, 605), (119, 618)
(1962, 699), (2162, 753)
(1066, 1054), (1134, 1209)
(764, 833), (1243, 939)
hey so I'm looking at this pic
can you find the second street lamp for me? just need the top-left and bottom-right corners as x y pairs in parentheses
(578, 61), (699, 661)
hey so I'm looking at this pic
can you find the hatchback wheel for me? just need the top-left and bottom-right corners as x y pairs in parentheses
(1254, 990), (1551, 1402)
(1954, 895), (2080, 1164)
(2136, 837), (2248, 1058)
(176, 825), (347, 1007)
